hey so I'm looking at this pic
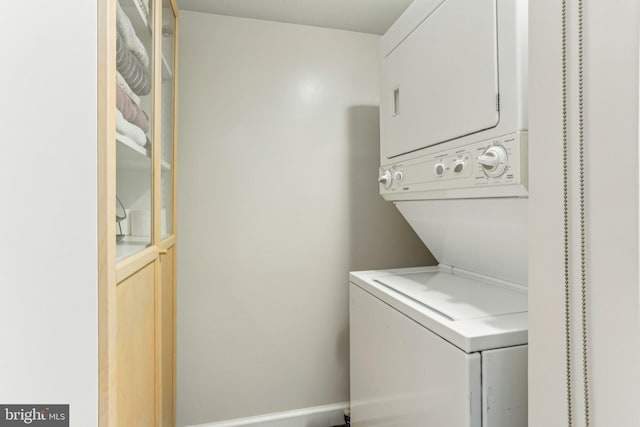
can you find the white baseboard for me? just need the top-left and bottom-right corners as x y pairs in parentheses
(186, 402), (349, 427)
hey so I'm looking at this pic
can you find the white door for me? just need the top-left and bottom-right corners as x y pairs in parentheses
(381, 0), (499, 159)
(350, 283), (481, 427)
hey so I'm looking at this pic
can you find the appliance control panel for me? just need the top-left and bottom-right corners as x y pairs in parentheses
(379, 132), (528, 200)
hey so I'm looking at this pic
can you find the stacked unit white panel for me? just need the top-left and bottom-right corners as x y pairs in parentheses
(349, 0), (529, 426)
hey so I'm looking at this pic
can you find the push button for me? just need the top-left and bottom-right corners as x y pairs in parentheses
(453, 160), (465, 174)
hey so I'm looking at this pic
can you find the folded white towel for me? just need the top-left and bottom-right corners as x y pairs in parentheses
(116, 1), (150, 69)
(117, 85), (149, 132)
(116, 72), (141, 106)
(117, 32), (150, 95)
(116, 110), (147, 147)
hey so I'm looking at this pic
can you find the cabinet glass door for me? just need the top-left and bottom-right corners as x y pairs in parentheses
(160, 0), (176, 239)
(115, 0), (155, 261)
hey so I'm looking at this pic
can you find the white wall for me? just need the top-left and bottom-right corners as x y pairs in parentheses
(177, 12), (434, 426)
(529, 0), (640, 425)
(0, 2), (98, 426)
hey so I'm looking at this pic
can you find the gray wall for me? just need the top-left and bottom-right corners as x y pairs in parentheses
(177, 12), (435, 426)
(529, 0), (640, 425)
(0, 2), (98, 425)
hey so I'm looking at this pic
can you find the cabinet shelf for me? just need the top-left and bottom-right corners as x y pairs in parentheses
(116, 236), (150, 261)
(117, 135), (171, 170)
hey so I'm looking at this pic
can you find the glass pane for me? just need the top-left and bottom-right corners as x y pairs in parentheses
(160, 0), (176, 238)
(115, 0), (154, 261)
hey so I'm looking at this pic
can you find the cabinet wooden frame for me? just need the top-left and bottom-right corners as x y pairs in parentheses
(152, 3), (163, 424)
(98, 0), (179, 425)
(117, 246), (159, 283)
(154, 2), (179, 426)
(163, 4), (179, 425)
(98, 0), (117, 425)
(170, 0), (179, 244)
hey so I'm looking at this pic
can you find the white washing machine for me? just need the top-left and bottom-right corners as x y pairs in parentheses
(349, 0), (529, 426)
(349, 267), (527, 427)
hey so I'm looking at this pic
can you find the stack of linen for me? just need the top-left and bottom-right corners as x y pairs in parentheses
(116, 1), (151, 148)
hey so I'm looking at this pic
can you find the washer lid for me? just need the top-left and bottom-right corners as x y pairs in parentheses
(350, 266), (528, 353)
(372, 271), (527, 321)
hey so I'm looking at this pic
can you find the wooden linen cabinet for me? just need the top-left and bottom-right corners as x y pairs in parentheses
(98, 0), (179, 425)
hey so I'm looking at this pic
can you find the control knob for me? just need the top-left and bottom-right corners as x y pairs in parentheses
(452, 159), (465, 174)
(477, 145), (508, 177)
(378, 170), (393, 189)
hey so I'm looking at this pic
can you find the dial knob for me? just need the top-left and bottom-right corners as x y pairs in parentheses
(452, 160), (465, 174)
(434, 163), (446, 177)
(378, 170), (393, 188)
(477, 145), (508, 177)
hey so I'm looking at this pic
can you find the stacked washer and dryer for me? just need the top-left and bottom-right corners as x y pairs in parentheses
(349, 0), (528, 426)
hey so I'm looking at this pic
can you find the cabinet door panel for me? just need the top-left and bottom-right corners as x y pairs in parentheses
(117, 263), (156, 427)
(161, 247), (175, 427)
(116, 0), (155, 261)
(160, 0), (177, 239)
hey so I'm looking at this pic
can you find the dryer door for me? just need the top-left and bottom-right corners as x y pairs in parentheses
(381, 0), (499, 159)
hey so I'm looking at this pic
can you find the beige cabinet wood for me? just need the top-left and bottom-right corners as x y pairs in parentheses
(98, 0), (178, 426)
(116, 263), (156, 427)
(160, 247), (176, 427)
